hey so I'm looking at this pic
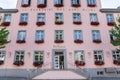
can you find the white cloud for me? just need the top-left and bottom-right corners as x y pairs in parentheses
(0, 0), (17, 9)
(101, 0), (120, 8)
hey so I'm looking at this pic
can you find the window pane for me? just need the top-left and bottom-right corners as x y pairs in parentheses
(18, 31), (26, 40)
(73, 13), (81, 22)
(20, 13), (28, 22)
(90, 13), (97, 22)
(55, 30), (63, 40)
(15, 51), (24, 61)
(74, 30), (82, 40)
(34, 51), (44, 62)
(75, 51), (84, 61)
(0, 51), (5, 61)
(36, 30), (44, 40)
(55, 13), (63, 22)
(106, 14), (114, 22)
(87, 0), (95, 4)
(92, 30), (100, 40)
(94, 50), (103, 61)
(4, 14), (11, 22)
(37, 13), (45, 21)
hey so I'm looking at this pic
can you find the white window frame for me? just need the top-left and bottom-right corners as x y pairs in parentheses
(37, 13), (45, 22)
(74, 30), (83, 40)
(17, 31), (26, 41)
(74, 50), (85, 61)
(112, 50), (120, 61)
(34, 51), (44, 62)
(92, 30), (101, 40)
(20, 13), (28, 22)
(55, 30), (63, 40)
(87, 0), (96, 5)
(14, 51), (24, 61)
(73, 13), (81, 22)
(94, 50), (104, 61)
(35, 30), (44, 41)
(90, 13), (98, 22)
(3, 14), (11, 22)
(55, 13), (63, 22)
(0, 51), (5, 61)
(106, 14), (114, 22)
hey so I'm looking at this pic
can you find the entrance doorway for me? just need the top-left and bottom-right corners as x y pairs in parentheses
(54, 51), (64, 69)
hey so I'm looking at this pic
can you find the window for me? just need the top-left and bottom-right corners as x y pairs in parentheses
(13, 51), (24, 66)
(33, 51), (44, 67)
(90, 13), (99, 25)
(112, 50), (120, 65)
(1, 14), (11, 26)
(37, 13), (45, 22)
(36, 13), (45, 26)
(17, 31), (26, 43)
(71, 0), (80, 7)
(92, 30), (101, 43)
(54, 0), (64, 7)
(74, 30), (83, 43)
(20, 13), (28, 22)
(21, 0), (31, 7)
(73, 13), (82, 24)
(106, 14), (114, 26)
(90, 13), (98, 22)
(0, 16), (2, 22)
(19, 13), (28, 25)
(0, 51), (5, 65)
(87, 0), (96, 7)
(74, 50), (85, 66)
(35, 30), (44, 43)
(55, 13), (63, 24)
(117, 71), (120, 74)
(37, 0), (47, 8)
(109, 31), (117, 41)
(106, 14), (114, 22)
(94, 50), (104, 65)
(55, 30), (64, 43)
(97, 71), (104, 75)
(3, 14), (11, 22)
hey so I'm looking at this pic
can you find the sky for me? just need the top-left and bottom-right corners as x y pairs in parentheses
(0, 0), (120, 9)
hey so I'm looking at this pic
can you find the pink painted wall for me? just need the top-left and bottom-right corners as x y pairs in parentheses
(0, 0), (120, 69)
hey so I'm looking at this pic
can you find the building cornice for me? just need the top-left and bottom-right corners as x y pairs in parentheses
(100, 8), (120, 13)
(0, 9), (18, 13)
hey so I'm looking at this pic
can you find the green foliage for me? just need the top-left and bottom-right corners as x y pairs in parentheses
(110, 18), (120, 46)
(110, 24), (120, 46)
(0, 28), (10, 49)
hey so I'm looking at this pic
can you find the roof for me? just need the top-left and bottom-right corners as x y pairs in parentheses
(0, 9), (18, 13)
(100, 8), (120, 13)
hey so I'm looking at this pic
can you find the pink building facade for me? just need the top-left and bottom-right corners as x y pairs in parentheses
(0, 0), (120, 80)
